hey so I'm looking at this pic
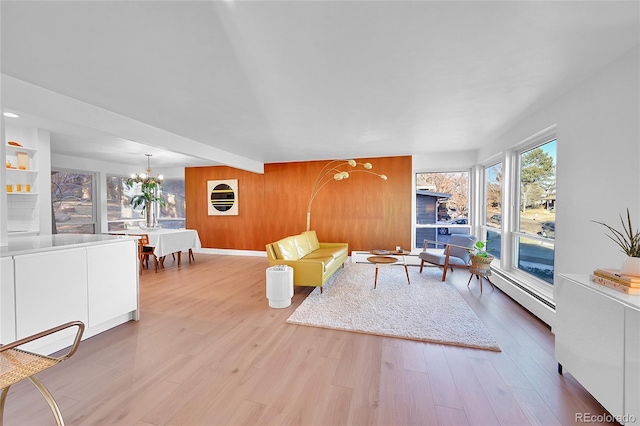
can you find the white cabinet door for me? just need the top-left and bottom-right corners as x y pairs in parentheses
(0, 257), (16, 343)
(555, 276), (625, 418)
(14, 248), (88, 341)
(86, 241), (138, 327)
(626, 306), (640, 424)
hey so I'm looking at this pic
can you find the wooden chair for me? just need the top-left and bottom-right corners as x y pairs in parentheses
(1, 321), (85, 426)
(418, 235), (478, 281)
(131, 234), (161, 273)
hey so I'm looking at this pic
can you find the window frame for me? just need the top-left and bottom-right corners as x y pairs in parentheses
(480, 160), (503, 262)
(505, 125), (557, 298)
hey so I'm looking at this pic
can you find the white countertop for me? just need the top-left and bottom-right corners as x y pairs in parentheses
(1, 234), (137, 257)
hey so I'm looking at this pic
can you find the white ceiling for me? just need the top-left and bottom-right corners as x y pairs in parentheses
(1, 1), (639, 170)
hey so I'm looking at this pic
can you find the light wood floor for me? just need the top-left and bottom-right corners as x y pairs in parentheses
(4, 254), (613, 426)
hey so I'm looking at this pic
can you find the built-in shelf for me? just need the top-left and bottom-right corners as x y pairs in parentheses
(5, 145), (37, 154)
(5, 128), (41, 237)
(6, 169), (38, 174)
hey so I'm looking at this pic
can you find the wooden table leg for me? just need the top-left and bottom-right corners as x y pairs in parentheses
(177, 251), (181, 266)
(374, 265), (379, 289)
(404, 264), (411, 285)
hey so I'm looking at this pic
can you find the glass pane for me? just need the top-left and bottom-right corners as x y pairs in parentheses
(519, 140), (556, 239)
(486, 163), (502, 229)
(51, 171), (95, 234)
(415, 227), (471, 250)
(516, 236), (554, 284)
(107, 175), (143, 221)
(416, 171), (470, 249)
(417, 171), (469, 222)
(486, 229), (501, 260)
(56, 223), (96, 234)
(158, 219), (186, 229)
(416, 227), (435, 249)
(159, 179), (186, 219)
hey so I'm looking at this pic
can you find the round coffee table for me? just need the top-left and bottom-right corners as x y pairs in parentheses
(367, 255), (411, 289)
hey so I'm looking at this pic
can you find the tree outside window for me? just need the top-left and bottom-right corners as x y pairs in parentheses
(51, 170), (96, 234)
(516, 139), (556, 284)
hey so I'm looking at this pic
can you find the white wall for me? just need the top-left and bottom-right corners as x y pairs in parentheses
(413, 150), (477, 172)
(477, 46), (640, 276)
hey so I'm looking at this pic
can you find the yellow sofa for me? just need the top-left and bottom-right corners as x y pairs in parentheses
(265, 231), (348, 293)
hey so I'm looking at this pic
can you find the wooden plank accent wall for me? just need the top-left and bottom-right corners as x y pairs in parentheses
(186, 156), (412, 253)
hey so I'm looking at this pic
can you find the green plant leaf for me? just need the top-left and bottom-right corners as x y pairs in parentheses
(592, 208), (640, 257)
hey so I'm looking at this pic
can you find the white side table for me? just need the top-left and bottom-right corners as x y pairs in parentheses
(266, 266), (294, 308)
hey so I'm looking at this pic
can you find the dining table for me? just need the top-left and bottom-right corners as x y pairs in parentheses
(111, 228), (202, 267)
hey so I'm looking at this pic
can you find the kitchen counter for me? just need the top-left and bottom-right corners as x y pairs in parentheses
(1, 233), (137, 257)
(1, 234), (139, 354)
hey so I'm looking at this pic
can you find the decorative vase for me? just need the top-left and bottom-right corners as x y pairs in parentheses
(621, 256), (640, 277)
(145, 203), (153, 228)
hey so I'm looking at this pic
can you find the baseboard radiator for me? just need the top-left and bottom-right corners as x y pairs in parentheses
(490, 268), (556, 329)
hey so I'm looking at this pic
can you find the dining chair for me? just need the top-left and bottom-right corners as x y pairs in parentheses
(131, 234), (161, 273)
(1, 321), (85, 426)
(418, 234), (478, 281)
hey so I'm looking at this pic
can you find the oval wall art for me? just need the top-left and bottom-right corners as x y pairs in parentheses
(207, 179), (239, 215)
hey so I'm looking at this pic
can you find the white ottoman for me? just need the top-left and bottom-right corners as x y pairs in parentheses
(266, 265), (294, 308)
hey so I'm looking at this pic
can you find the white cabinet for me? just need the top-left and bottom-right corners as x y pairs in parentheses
(87, 242), (137, 327)
(555, 274), (640, 424)
(0, 257), (16, 343)
(2, 236), (139, 354)
(626, 307), (640, 423)
(14, 248), (89, 351)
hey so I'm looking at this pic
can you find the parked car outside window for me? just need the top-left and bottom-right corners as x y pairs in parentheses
(489, 214), (501, 225)
(541, 221), (555, 239)
(437, 218), (469, 235)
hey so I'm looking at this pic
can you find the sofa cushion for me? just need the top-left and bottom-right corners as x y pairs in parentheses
(304, 230), (321, 251)
(275, 236), (301, 261)
(293, 234), (312, 258)
(304, 248), (343, 260)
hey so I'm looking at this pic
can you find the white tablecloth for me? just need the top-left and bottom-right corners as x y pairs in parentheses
(113, 229), (202, 258)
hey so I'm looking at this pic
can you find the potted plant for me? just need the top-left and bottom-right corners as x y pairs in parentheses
(593, 208), (640, 276)
(470, 240), (494, 273)
(126, 179), (165, 228)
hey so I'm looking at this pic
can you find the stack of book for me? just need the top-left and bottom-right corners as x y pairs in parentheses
(590, 268), (640, 295)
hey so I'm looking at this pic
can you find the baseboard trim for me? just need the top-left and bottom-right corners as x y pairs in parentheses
(490, 269), (556, 328)
(197, 248), (267, 257)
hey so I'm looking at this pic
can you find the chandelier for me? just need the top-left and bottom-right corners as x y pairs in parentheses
(306, 159), (387, 231)
(129, 154), (164, 185)
(127, 154), (164, 228)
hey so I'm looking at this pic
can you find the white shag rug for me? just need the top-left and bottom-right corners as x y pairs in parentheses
(286, 262), (501, 351)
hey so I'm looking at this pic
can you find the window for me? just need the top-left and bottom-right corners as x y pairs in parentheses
(483, 162), (502, 260)
(106, 175), (143, 231)
(514, 139), (556, 284)
(51, 170), (96, 234)
(158, 179), (186, 229)
(415, 171), (470, 249)
(106, 175), (185, 231)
